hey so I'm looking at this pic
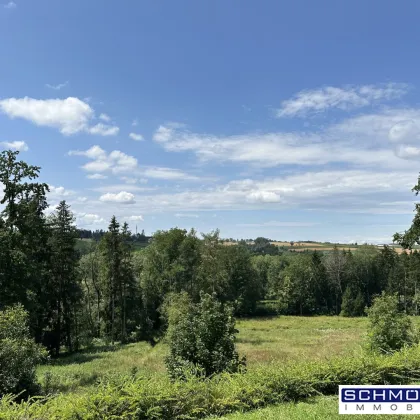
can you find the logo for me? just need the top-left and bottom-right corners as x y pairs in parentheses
(339, 385), (420, 415)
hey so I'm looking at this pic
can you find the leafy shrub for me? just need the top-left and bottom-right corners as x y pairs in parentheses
(165, 292), (246, 380)
(366, 292), (418, 354)
(4, 346), (420, 419)
(0, 305), (47, 398)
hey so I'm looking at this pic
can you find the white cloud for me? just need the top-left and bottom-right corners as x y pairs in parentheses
(88, 123), (119, 136)
(0, 97), (119, 136)
(92, 184), (154, 193)
(153, 125), (173, 142)
(175, 213), (199, 218)
(76, 212), (105, 226)
(99, 191), (136, 204)
(49, 185), (75, 197)
(99, 113), (111, 122)
(129, 132), (144, 141)
(87, 173), (108, 180)
(127, 215), (144, 221)
(143, 167), (199, 180)
(69, 145), (198, 182)
(45, 81), (69, 90)
(132, 119), (138, 126)
(3, 1), (16, 9)
(0, 141), (28, 151)
(69, 145), (137, 174)
(151, 108), (420, 171)
(276, 83), (408, 117)
(246, 191), (281, 203)
(102, 169), (415, 214)
(237, 221), (318, 227)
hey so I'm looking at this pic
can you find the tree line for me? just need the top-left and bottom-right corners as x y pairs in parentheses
(2, 149), (420, 358)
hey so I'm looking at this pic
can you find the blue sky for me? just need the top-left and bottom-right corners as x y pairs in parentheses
(1, 0), (420, 243)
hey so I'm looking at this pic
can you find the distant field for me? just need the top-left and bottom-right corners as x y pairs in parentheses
(222, 239), (415, 254)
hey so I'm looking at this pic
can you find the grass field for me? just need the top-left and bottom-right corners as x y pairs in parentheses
(36, 316), (367, 395)
(11, 315), (420, 419)
(214, 396), (419, 419)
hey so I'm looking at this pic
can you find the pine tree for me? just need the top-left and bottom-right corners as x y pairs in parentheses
(100, 216), (122, 344)
(47, 200), (81, 355)
(0, 150), (52, 343)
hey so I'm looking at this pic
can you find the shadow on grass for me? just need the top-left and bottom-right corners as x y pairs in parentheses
(47, 344), (123, 366)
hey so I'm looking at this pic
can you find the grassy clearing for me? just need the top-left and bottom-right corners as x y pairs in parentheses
(35, 316), (367, 394)
(214, 396), (420, 420)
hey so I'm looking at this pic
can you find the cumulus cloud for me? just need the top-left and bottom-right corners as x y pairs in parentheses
(69, 145), (200, 181)
(246, 191), (281, 203)
(76, 212), (105, 226)
(0, 97), (119, 136)
(48, 185), (75, 198)
(276, 83), (408, 117)
(87, 173), (108, 180)
(45, 81), (69, 90)
(69, 145), (137, 174)
(0, 141), (28, 151)
(153, 125), (173, 142)
(129, 132), (144, 141)
(99, 191), (135, 204)
(88, 123), (119, 136)
(127, 215), (144, 221)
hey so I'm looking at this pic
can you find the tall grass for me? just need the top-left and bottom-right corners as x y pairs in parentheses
(2, 345), (420, 419)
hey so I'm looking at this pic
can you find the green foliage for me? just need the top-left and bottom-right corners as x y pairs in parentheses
(340, 287), (365, 317)
(46, 200), (82, 356)
(0, 305), (47, 398)
(165, 292), (246, 380)
(4, 344), (420, 418)
(366, 292), (417, 354)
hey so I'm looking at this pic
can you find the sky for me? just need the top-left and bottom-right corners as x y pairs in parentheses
(1, 0), (420, 244)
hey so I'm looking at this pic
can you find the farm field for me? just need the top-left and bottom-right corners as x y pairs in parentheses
(36, 316), (368, 395)
(222, 239), (419, 254)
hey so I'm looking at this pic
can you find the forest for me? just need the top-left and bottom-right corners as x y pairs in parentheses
(2, 149), (420, 419)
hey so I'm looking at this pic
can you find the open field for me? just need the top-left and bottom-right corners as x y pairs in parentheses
(36, 316), (368, 395)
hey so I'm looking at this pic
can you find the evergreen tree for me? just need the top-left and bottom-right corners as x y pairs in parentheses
(47, 201), (82, 355)
(0, 150), (52, 343)
(99, 216), (123, 344)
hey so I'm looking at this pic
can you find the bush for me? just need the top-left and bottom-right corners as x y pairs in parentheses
(0, 305), (47, 398)
(165, 292), (246, 380)
(366, 292), (418, 354)
(4, 346), (420, 419)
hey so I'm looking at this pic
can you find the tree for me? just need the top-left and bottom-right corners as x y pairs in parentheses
(165, 292), (245, 380)
(366, 293), (417, 354)
(47, 201), (82, 355)
(0, 305), (47, 398)
(323, 247), (348, 314)
(99, 216), (123, 344)
(0, 150), (52, 344)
